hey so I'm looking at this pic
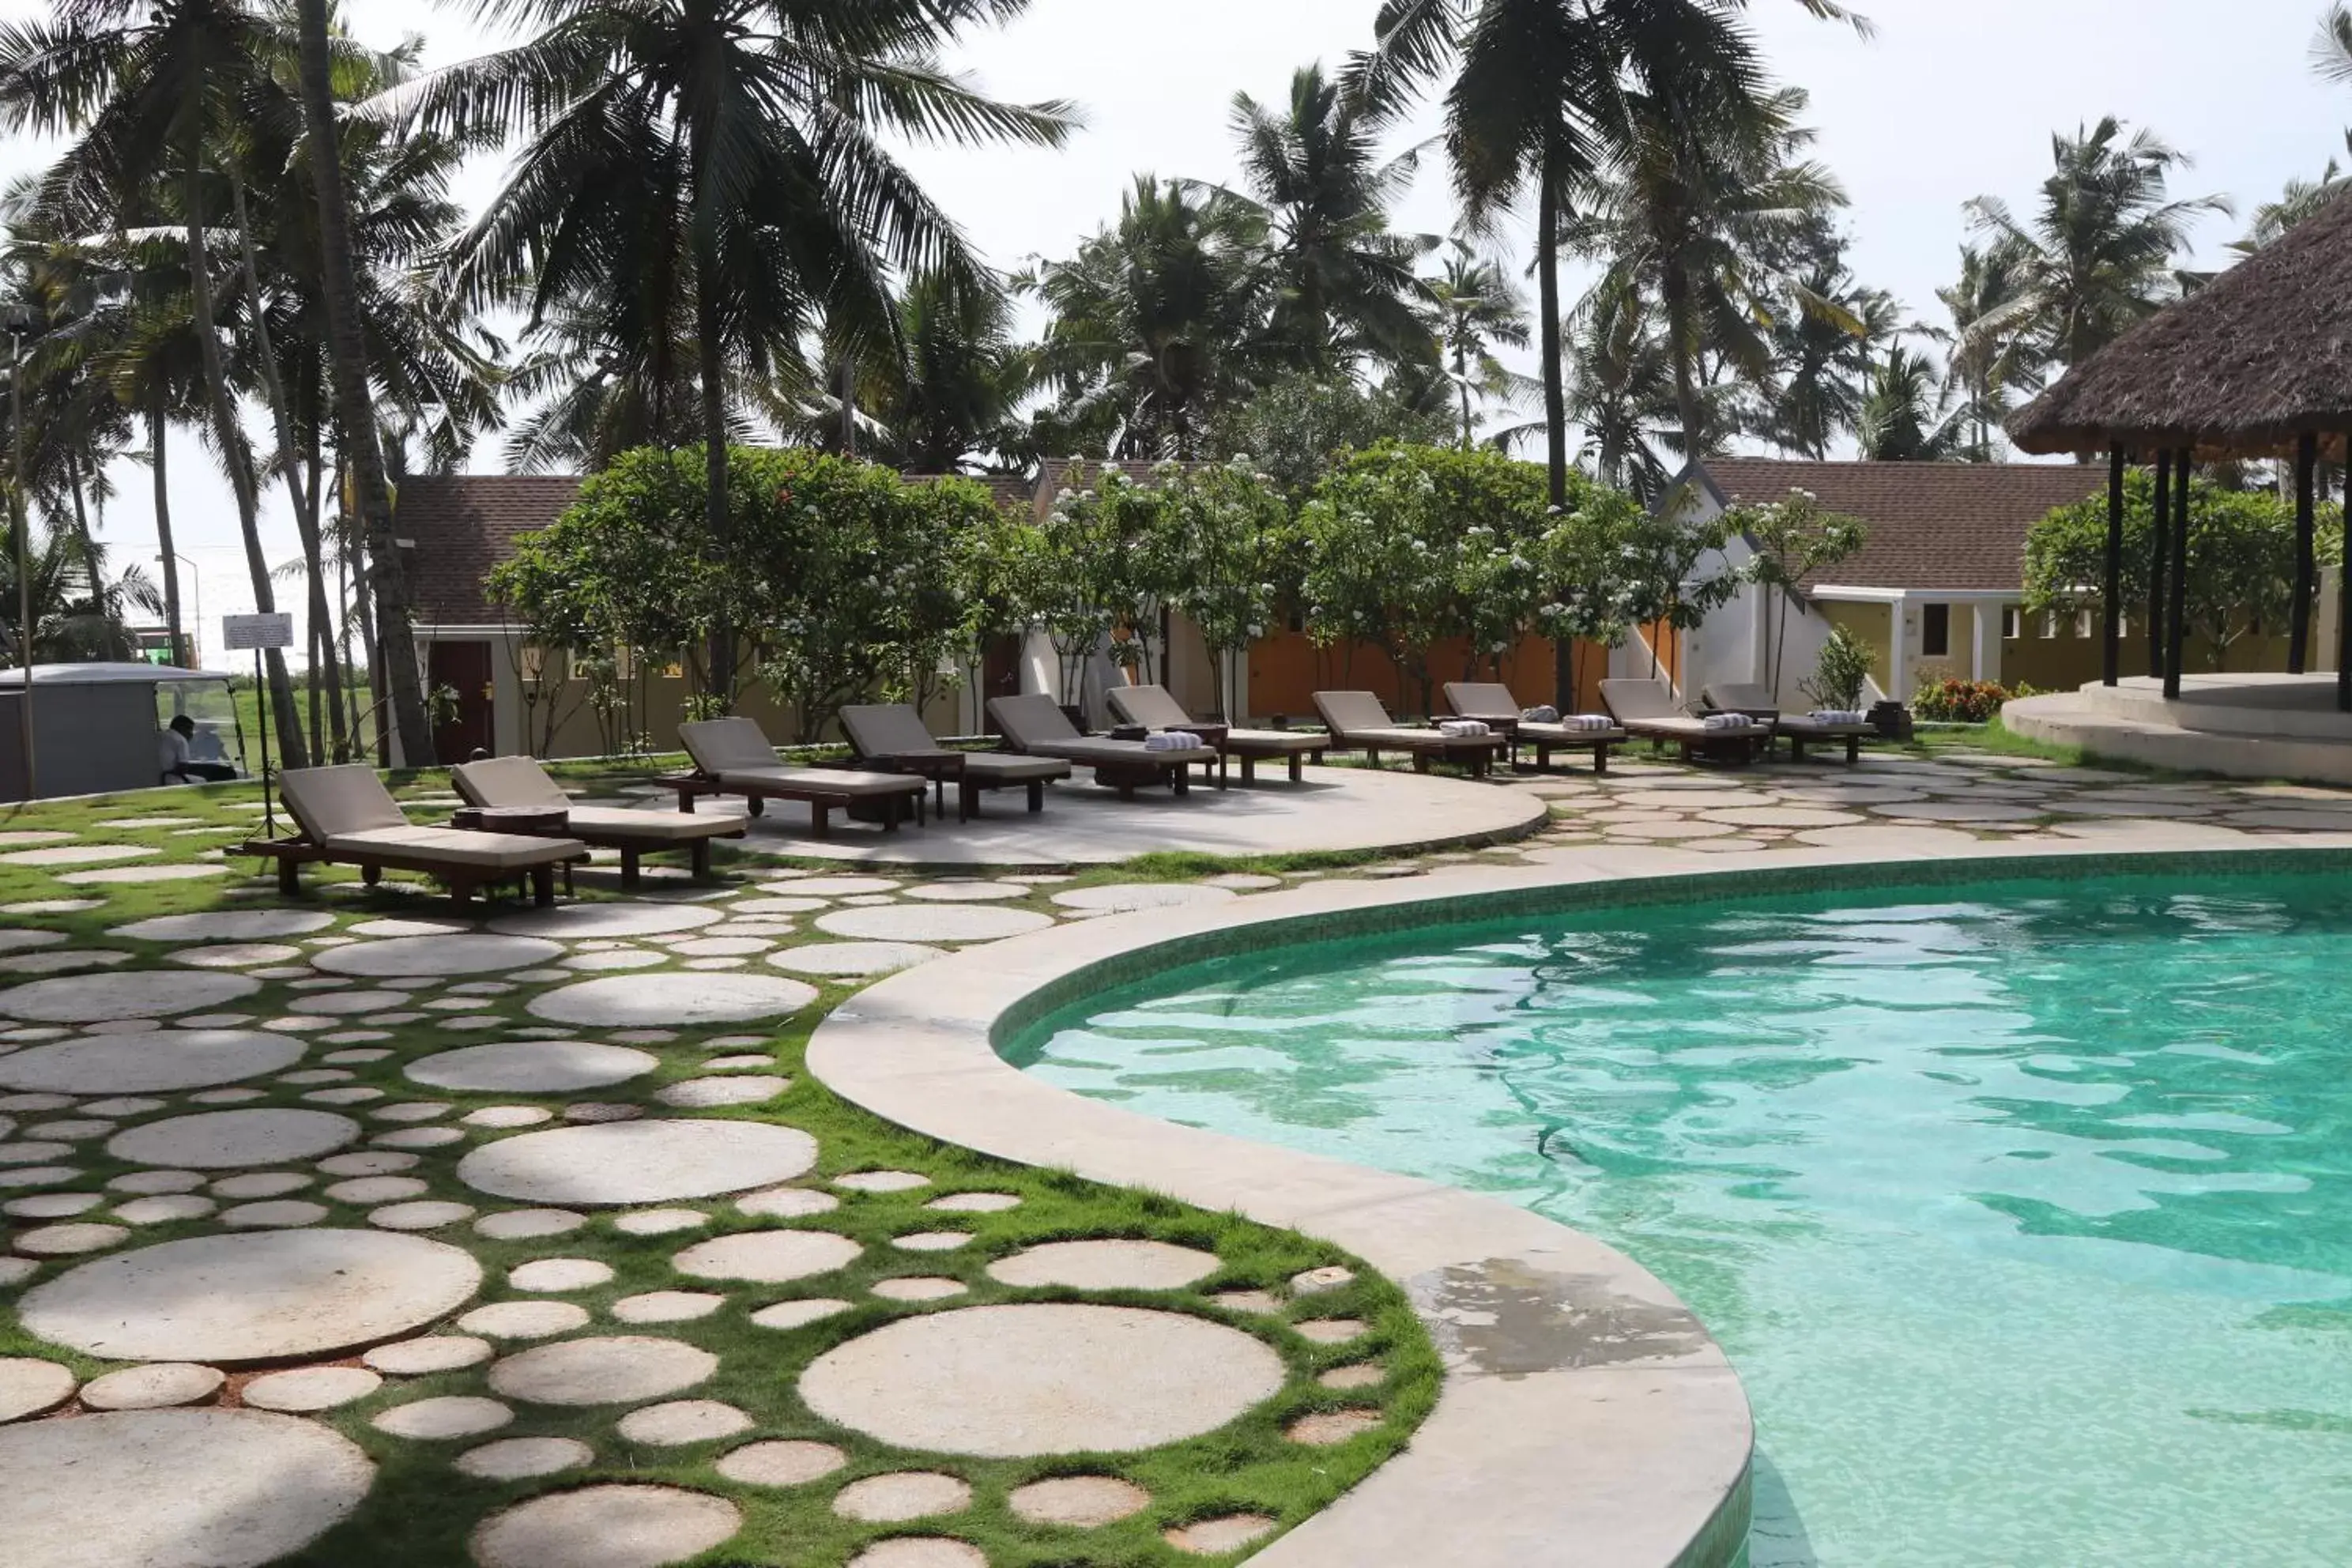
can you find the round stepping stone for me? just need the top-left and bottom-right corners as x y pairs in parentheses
(511, 1257), (613, 1292)
(466, 1106), (555, 1129)
(835, 1171), (930, 1194)
(79, 1361), (224, 1410)
(798, 1303), (1285, 1457)
(618, 1399), (752, 1446)
(471, 1484), (740, 1568)
(114, 910), (334, 944)
(764, 876), (896, 896)
(1319, 1363), (1386, 1390)
(371, 1201), (476, 1231)
(109, 1110), (357, 1170)
(654, 1075), (785, 1108)
(187, 1087), (267, 1105)
(371, 1129), (466, 1152)
(0, 949), (133, 977)
(737, 1187), (839, 1219)
(374, 1394), (512, 1440)
(0, 1356), (77, 1420)
(221, 1200), (329, 1229)
(0, 971), (257, 1024)
(1296, 1318), (1365, 1344)
(457, 1435), (594, 1480)
(1288, 1408), (1381, 1445)
(1008, 1476), (1150, 1528)
(325, 1176), (428, 1204)
(17, 1222), (129, 1254)
(109, 1170), (205, 1196)
(903, 880), (1027, 902)
(488, 903), (723, 940)
(458, 1120), (819, 1207)
(0, 1256), (36, 1285)
(562, 1106), (643, 1129)
(287, 990), (405, 1016)
(366, 1335), (494, 1375)
(315, 935), (563, 979)
(748, 1298), (852, 1332)
(5, 1191), (102, 1218)
(833, 1472), (971, 1523)
(613, 1208), (707, 1236)
(0, 1091), (74, 1110)
(891, 1231), (971, 1253)
(58, 863), (225, 886)
(318, 1152), (418, 1177)
(169, 943), (304, 969)
(475, 1208), (587, 1241)
(526, 974), (816, 1028)
(488, 1336), (717, 1406)
(714, 1438), (845, 1488)
(729, 897), (827, 916)
(1165, 1514), (1276, 1555)
(406, 1041), (658, 1095)
(0, 1408), (371, 1565)
(873, 1277), (968, 1302)
(0, 1140), (74, 1166)
(212, 1172), (313, 1199)
(564, 950), (668, 972)
(456, 1297), (588, 1335)
(0, 842), (156, 867)
(1203, 873), (1283, 890)
(846, 1540), (986, 1568)
(612, 1291), (726, 1324)
(347, 918), (466, 939)
(243, 1366), (382, 1412)
(925, 1193), (1022, 1214)
(767, 942), (944, 978)
(987, 1240), (1221, 1291)
(115, 1195), (215, 1225)
(20, 1229), (482, 1363)
(1696, 805), (1864, 829)
(672, 1231), (860, 1284)
(815, 906), (1053, 944)
(665, 937), (772, 958)
(699, 1054), (774, 1072)
(1051, 883), (1237, 914)
(1291, 1266), (1354, 1295)
(1871, 800), (2043, 824)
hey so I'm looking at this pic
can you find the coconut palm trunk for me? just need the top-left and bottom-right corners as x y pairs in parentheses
(148, 391), (183, 665)
(290, 0), (432, 767)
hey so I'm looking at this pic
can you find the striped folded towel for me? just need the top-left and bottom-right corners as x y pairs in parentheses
(1519, 705), (1561, 723)
(1143, 731), (1208, 753)
(1561, 714), (1616, 732)
(1437, 720), (1491, 738)
(1808, 710), (1867, 726)
(1702, 712), (1752, 731)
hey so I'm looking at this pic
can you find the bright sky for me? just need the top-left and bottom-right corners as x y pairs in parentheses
(1, 0), (2344, 662)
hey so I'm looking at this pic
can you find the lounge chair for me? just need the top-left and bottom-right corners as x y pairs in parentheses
(1106, 684), (1327, 785)
(673, 718), (929, 836)
(986, 695), (1198, 799)
(1442, 682), (1626, 775)
(1311, 691), (1506, 777)
(253, 764), (588, 906)
(452, 755), (747, 884)
(1701, 682), (1875, 765)
(839, 704), (1071, 820)
(1600, 679), (1773, 765)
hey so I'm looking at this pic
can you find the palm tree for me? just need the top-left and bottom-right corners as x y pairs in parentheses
(1348, 0), (1861, 512)
(1856, 341), (1965, 462)
(1558, 290), (1676, 499)
(1926, 241), (2041, 462)
(853, 273), (1038, 474)
(1758, 252), (1894, 458)
(1966, 118), (2230, 374)
(1424, 238), (1529, 447)
(419, 0), (1072, 697)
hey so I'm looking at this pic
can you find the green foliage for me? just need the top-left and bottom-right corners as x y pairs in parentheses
(1031, 462), (1178, 699)
(1912, 678), (2018, 724)
(1204, 372), (1451, 501)
(1724, 487), (1868, 689)
(1163, 459), (1295, 713)
(2024, 470), (2341, 671)
(1620, 493), (1746, 677)
(1803, 624), (1875, 711)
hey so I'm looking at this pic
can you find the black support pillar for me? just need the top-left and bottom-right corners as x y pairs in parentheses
(2147, 450), (2173, 680)
(2164, 451), (2192, 701)
(2292, 432), (2318, 676)
(2340, 435), (2351, 713)
(2102, 447), (2126, 686)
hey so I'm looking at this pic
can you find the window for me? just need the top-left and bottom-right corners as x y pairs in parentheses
(2076, 610), (2095, 640)
(2002, 606), (2022, 640)
(1921, 603), (1951, 658)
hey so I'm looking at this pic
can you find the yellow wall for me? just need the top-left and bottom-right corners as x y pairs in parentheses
(1818, 601), (1895, 692)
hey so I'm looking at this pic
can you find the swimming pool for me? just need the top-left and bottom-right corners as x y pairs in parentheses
(1010, 869), (2352, 1566)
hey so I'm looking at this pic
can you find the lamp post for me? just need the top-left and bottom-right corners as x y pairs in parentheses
(155, 553), (202, 665)
(6, 302), (34, 801)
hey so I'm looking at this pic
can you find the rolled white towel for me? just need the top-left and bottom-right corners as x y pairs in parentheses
(1808, 710), (1867, 726)
(1437, 719), (1491, 738)
(1561, 714), (1616, 732)
(1520, 705), (1562, 724)
(1702, 712), (1752, 732)
(1143, 730), (1207, 753)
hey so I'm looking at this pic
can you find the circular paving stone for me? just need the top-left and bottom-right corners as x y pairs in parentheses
(287, 991), (405, 1017)
(471, 1484), (741, 1568)
(57, 864), (226, 887)
(835, 1170), (930, 1194)
(1296, 1318), (1365, 1344)
(1009, 1476), (1150, 1528)
(715, 1439), (845, 1488)
(79, 1362), (223, 1411)
(1288, 1408), (1381, 1446)
(115, 910), (334, 944)
(371, 1129), (466, 1152)
(1319, 1363), (1386, 1390)
(846, 1540), (986, 1568)
(527, 974), (817, 1029)
(834, 1472), (971, 1522)
(0, 1140), (74, 1166)
(0, 1408), (371, 1567)
(6, 1191), (102, 1218)
(1165, 1514), (1276, 1555)
(902, 880), (1027, 903)
(562, 950), (668, 973)
(987, 1240), (1221, 1291)
(475, 1208), (587, 1241)
(457, 1436), (594, 1480)
(488, 1336), (718, 1407)
(800, 1304), (1284, 1458)
(115, 1196), (215, 1225)
(748, 1298), (852, 1332)
(873, 1277), (967, 1302)
(406, 1042), (658, 1096)
(0, 843), (156, 868)
(814, 905), (1054, 944)
(220, 1200), (328, 1230)
(242, 1366), (382, 1412)
(764, 875), (897, 897)
(510, 1257), (613, 1293)
(169, 944), (304, 970)
(371, 1201), (476, 1231)
(0, 1356), (77, 1420)
(325, 1177), (428, 1204)
(1291, 1266), (1355, 1295)
(767, 942), (944, 978)
(671, 1231), (861, 1283)
(465, 1106), (555, 1129)
(458, 1120), (820, 1207)
(0, 972), (258, 1024)
(1695, 806), (1864, 829)
(109, 1110), (357, 1170)
(1870, 800), (2045, 824)
(449, 1300), (581, 1343)
(737, 1189), (839, 1223)
(373, 1395), (512, 1440)
(613, 1291), (726, 1324)
(315, 936), (564, 979)
(925, 1193), (1021, 1215)
(891, 1231), (971, 1253)
(488, 903), (723, 940)
(654, 1075), (786, 1108)
(17, 1222), (130, 1254)
(365, 1336), (493, 1375)
(1051, 883), (1238, 914)
(212, 1172), (312, 1199)
(20, 1229), (482, 1364)
(612, 1209), (707, 1238)
(618, 1399), (752, 1446)
(318, 1152), (418, 1178)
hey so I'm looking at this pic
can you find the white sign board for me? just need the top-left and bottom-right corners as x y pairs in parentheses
(222, 612), (296, 652)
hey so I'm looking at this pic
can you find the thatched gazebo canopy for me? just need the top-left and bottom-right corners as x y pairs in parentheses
(2010, 187), (2352, 460)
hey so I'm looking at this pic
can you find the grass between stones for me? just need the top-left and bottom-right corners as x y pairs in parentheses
(0, 777), (1442, 1567)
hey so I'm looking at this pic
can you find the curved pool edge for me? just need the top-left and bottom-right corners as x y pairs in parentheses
(805, 834), (2352, 1567)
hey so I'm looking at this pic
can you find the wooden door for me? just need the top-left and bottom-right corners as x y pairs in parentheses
(428, 641), (496, 765)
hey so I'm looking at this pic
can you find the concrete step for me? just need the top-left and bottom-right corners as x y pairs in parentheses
(2005, 692), (2352, 786)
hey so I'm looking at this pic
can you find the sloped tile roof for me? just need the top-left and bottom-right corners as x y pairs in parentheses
(396, 475), (582, 628)
(1694, 458), (2108, 593)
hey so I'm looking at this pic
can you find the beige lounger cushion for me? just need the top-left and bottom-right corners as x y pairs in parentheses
(281, 765), (409, 842)
(839, 704), (942, 758)
(1222, 729), (1324, 754)
(1105, 684), (1194, 729)
(1314, 692), (1491, 750)
(326, 826), (585, 870)
(714, 767), (926, 798)
(1517, 721), (1626, 744)
(1442, 683), (1524, 723)
(960, 754), (1071, 782)
(989, 695), (1174, 768)
(1702, 682), (1782, 718)
(679, 718), (784, 776)
(562, 806), (744, 841)
(452, 755), (571, 810)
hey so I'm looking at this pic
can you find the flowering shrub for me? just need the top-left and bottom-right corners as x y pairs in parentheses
(1910, 679), (2017, 724)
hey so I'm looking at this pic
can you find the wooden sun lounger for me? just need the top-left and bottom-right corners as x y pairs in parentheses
(1442, 682), (1626, 775)
(839, 704), (1071, 820)
(1600, 679), (1773, 766)
(255, 764), (588, 907)
(675, 718), (929, 837)
(986, 695), (1198, 799)
(1106, 684), (1327, 785)
(1702, 683), (1875, 764)
(453, 755), (747, 884)
(1312, 691), (1506, 778)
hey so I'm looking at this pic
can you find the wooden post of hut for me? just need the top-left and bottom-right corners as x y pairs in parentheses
(2292, 433), (2318, 676)
(2147, 453), (2172, 682)
(2164, 453), (2192, 702)
(2102, 449), (2126, 685)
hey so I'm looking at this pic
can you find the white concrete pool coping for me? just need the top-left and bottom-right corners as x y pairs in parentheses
(805, 830), (2352, 1567)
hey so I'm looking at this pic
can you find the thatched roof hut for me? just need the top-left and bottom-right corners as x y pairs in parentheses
(2009, 187), (2352, 460)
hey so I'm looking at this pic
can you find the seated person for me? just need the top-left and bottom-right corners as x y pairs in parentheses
(160, 714), (238, 784)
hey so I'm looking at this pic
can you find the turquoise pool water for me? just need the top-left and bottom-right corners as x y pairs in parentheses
(1011, 872), (2352, 1566)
